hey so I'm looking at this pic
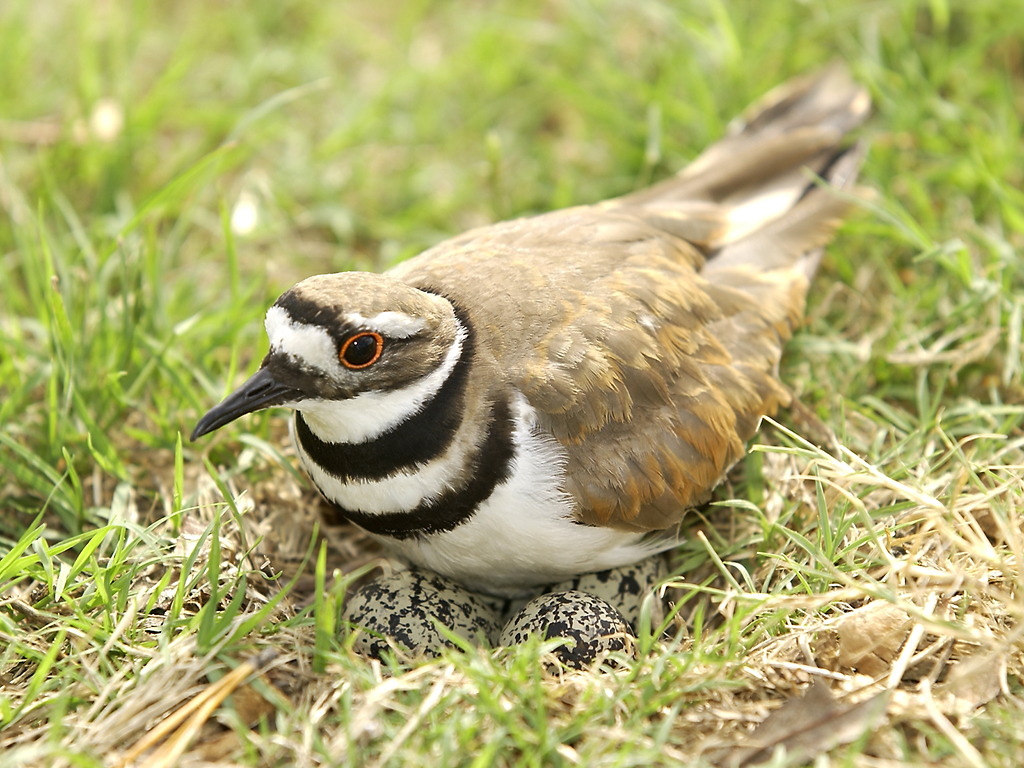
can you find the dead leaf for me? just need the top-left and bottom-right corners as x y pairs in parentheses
(938, 649), (1005, 715)
(181, 728), (242, 763)
(225, 682), (278, 727)
(714, 679), (890, 767)
(836, 601), (912, 676)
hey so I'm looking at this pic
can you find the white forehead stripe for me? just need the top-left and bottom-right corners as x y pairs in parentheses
(344, 311), (427, 339)
(297, 318), (466, 445)
(265, 305), (338, 375)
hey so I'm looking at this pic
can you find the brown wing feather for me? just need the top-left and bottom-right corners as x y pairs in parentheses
(390, 66), (870, 532)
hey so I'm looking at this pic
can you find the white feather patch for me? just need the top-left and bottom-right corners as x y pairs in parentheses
(344, 310), (427, 339)
(637, 313), (659, 332)
(722, 169), (805, 243)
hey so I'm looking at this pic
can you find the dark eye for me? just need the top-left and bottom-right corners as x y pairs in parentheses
(340, 332), (383, 369)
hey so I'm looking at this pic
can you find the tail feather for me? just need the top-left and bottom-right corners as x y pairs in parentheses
(613, 64), (870, 268)
(677, 63), (870, 200)
(707, 141), (869, 277)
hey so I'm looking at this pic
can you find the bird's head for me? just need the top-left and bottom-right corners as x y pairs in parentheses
(190, 272), (459, 441)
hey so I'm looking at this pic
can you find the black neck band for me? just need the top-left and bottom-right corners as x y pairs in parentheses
(320, 396), (515, 539)
(298, 294), (517, 539)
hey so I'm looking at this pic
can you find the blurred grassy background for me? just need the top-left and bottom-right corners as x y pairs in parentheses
(2, 0), (1022, 495)
(2, 0), (1024, 765)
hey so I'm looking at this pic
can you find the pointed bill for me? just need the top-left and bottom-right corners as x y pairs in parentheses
(191, 367), (303, 441)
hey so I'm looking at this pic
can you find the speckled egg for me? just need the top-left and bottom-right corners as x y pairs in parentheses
(499, 590), (635, 669)
(549, 554), (667, 633)
(342, 568), (503, 659)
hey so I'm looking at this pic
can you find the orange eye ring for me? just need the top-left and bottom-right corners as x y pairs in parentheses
(340, 331), (383, 369)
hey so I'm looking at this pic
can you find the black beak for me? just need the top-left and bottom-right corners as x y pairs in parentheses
(191, 367), (303, 441)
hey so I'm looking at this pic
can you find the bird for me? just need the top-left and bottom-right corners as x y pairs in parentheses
(192, 66), (870, 598)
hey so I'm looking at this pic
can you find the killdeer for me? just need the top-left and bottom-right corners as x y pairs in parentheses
(192, 67), (870, 597)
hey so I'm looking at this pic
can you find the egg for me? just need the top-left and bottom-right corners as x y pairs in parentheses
(341, 568), (503, 659)
(341, 555), (668, 664)
(548, 553), (667, 634)
(498, 590), (635, 669)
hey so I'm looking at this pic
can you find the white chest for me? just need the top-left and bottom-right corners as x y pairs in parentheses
(301, 392), (653, 596)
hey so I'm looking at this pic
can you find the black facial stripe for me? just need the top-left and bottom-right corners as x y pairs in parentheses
(316, 397), (515, 539)
(294, 311), (471, 481)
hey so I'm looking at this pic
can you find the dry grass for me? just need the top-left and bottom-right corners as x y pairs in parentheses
(5, 411), (1023, 765)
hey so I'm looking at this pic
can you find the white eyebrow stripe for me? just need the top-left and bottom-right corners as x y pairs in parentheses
(344, 311), (427, 339)
(265, 305), (338, 375)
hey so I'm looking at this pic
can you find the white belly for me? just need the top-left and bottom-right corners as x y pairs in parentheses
(379, 393), (655, 596)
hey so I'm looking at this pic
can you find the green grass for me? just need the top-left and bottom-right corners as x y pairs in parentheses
(2, 0), (1024, 765)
